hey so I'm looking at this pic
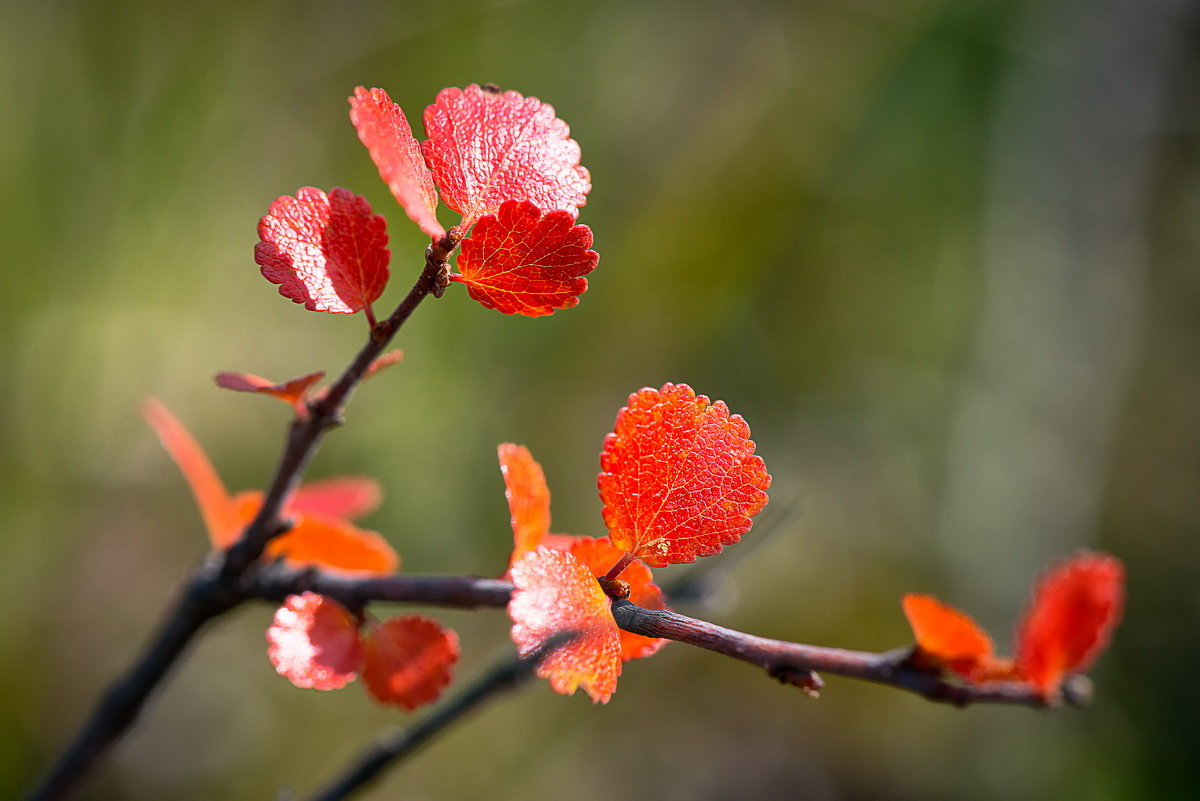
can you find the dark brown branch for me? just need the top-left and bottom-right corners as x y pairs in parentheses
(298, 634), (574, 801)
(241, 568), (1085, 709)
(249, 564), (512, 611)
(27, 237), (459, 801)
(610, 600), (1084, 708)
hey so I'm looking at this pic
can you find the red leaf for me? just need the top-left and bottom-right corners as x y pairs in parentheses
(509, 547), (621, 703)
(1015, 551), (1125, 695)
(349, 87), (444, 239)
(902, 593), (997, 680)
(568, 537), (668, 661)
(598, 383), (771, 567)
(142, 399), (240, 549)
(266, 593), (363, 690)
(499, 443), (552, 564)
(256, 187), (390, 315)
(453, 200), (597, 317)
(422, 85), (591, 230)
(214, 370), (325, 410)
(233, 491), (400, 575)
(288, 476), (382, 522)
(361, 615), (460, 710)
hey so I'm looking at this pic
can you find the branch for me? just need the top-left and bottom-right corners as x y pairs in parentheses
(610, 600), (1087, 708)
(296, 634), (574, 801)
(241, 568), (1085, 709)
(27, 236), (460, 801)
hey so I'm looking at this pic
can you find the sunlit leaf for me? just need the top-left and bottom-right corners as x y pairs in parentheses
(509, 547), (621, 703)
(266, 593), (363, 691)
(499, 443), (552, 564)
(422, 84), (591, 230)
(232, 491), (399, 575)
(142, 399), (240, 548)
(1015, 552), (1125, 695)
(288, 476), (382, 522)
(349, 87), (444, 238)
(454, 200), (597, 317)
(255, 187), (390, 315)
(598, 383), (771, 567)
(568, 536), (668, 661)
(361, 615), (460, 710)
(902, 593), (997, 680)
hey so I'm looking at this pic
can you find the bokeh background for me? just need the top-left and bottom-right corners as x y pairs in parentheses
(3, 0), (1198, 798)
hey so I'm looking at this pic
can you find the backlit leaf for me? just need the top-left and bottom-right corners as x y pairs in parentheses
(499, 443), (552, 563)
(509, 547), (621, 703)
(214, 370), (325, 411)
(256, 187), (390, 315)
(362, 615), (460, 711)
(422, 84), (591, 230)
(1015, 551), (1125, 695)
(142, 399), (239, 548)
(289, 476), (382, 522)
(232, 491), (399, 575)
(568, 537), (668, 661)
(902, 593), (996, 680)
(349, 87), (444, 239)
(453, 200), (597, 317)
(598, 383), (771, 567)
(266, 593), (363, 691)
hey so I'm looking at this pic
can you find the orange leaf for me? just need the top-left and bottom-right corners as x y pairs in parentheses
(289, 476), (382, 522)
(362, 615), (459, 711)
(509, 547), (621, 703)
(902, 593), (995, 680)
(233, 491), (399, 575)
(568, 537), (668, 661)
(266, 593), (363, 690)
(214, 370), (325, 411)
(598, 383), (771, 567)
(142, 399), (239, 549)
(1015, 552), (1125, 695)
(499, 444), (552, 564)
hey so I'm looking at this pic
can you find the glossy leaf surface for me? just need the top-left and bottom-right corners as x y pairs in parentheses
(422, 84), (591, 229)
(256, 187), (390, 314)
(1016, 552), (1125, 694)
(509, 547), (621, 703)
(454, 200), (597, 317)
(362, 615), (460, 710)
(266, 593), (363, 691)
(349, 87), (444, 238)
(598, 383), (771, 567)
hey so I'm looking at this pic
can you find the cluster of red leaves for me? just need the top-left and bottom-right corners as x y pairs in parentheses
(267, 593), (458, 710)
(505, 383), (771, 703)
(144, 401), (459, 711)
(902, 552), (1125, 699)
(255, 84), (597, 320)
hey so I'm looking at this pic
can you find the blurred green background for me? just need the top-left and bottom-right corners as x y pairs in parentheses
(3, 0), (1197, 798)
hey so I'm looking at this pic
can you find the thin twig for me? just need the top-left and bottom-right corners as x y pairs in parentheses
(27, 237), (459, 801)
(299, 634), (574, 801)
